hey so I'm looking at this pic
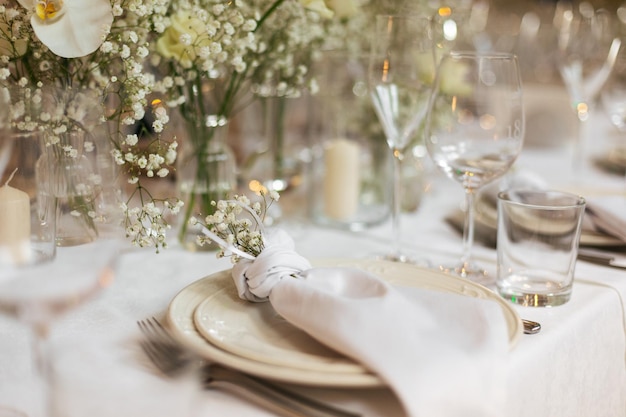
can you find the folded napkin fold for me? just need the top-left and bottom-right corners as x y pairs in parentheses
(447, 172), (626, 247)
(584, 196), (626, 243)
(229, 229), (509, 417)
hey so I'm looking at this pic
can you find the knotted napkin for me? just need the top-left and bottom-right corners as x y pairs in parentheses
(219, 228), (509, 417)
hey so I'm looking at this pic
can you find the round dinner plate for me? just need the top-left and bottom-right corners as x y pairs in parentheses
(194, 284), (367, 375)
(166, 258), (522, 388)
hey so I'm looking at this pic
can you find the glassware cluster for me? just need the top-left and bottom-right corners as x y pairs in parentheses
(425, 51), (525, 283)
(368, 14), (436, 263)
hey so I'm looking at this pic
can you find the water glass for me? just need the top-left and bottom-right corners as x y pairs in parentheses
(496, 190), (586, 307)
(0, 131), (56, 267)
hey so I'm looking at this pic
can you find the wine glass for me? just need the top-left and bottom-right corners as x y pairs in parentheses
(425, 51), (525, 283)
(368, 14), (436, 262)
(600, 39), (626, 177)
(0, 240), (120, 417)
(556, 2), (621, 176)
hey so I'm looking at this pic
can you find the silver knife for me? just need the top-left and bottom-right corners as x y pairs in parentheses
(577, 248), (626, 269)
(205, 364), (361, 417)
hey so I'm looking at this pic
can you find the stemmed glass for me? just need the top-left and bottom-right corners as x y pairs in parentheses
(600, 40), (626, 177)
(556, 2), (621, 176)
(0, 241), (120, 417)
(368, 14), (436, 262)
(425, 51), (525, 283)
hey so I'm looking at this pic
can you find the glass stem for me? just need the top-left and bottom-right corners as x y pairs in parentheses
(573, 106), (590, 179)
(461, 188), (476, 267)
(267, 96), (286, 190)
(31, 322), (55, 417)
(391, 149), (403, 259)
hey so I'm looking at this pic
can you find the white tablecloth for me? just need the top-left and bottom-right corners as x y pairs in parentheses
(1, 86), (626, 417)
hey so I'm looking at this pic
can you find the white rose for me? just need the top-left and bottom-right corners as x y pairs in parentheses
(156, 10), (211, 68)
(299, 0), (334, 19)
(325, 0), (359, 18)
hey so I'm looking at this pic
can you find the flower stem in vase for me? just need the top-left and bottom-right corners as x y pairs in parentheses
(269, 96), (286, 191)
(37, 130), (100, 247)
(176, 121), (236, 251)
(260, 96), (298, 193)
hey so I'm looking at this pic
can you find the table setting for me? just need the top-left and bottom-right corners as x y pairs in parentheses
(1, 151), (626, 417)
(2, 127), (626, 417)
(1, 0), (626, 416)
(2, 142), (626, 417)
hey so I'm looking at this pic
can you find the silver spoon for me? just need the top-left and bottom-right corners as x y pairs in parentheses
(522, 319), (541, 335)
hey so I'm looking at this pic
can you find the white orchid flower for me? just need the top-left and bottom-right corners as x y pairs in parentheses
(17, 0), (113, 58)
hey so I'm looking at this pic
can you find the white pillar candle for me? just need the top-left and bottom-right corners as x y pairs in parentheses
(0, 183), (31, 264)
(323, 139), (361, 220)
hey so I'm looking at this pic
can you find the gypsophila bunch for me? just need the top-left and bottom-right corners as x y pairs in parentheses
(0, 0), (183, 251)
(190, 189), (279, 263)
(148, 0), (356, 247)
(150, 0), (356, 120)
(318, 0), (477, 60)
(0, 0), (169, 130)
(121, 197), (184, 249)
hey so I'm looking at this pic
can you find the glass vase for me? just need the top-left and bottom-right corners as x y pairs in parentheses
(36, 130), (101, 246)
(236, 94), (309, 194)
(1, 130), (57, 266)
(262, 95), (301, 192)
(176, 121), (237, 251)
(308, 51), (391, 230)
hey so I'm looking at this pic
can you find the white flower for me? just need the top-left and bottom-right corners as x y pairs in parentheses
(125, 134), (139, 146)
(100, 41), (113, 53)
(152, 120), (164, 132)
(325, 0), (359, 18)
(156, 10), (211, 68)
(17, 0), (113, 58)
(299, 0), (334, 19)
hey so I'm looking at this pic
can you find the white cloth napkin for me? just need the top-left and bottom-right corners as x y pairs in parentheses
(469, 173), (626, 245)
(231, 230), (510, 417)
(584, 196), (626, 242)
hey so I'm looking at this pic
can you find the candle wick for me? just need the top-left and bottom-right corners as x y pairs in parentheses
(4, 168), (17, 187)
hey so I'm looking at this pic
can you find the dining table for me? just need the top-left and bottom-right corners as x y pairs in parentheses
(0, 83), (625, 417)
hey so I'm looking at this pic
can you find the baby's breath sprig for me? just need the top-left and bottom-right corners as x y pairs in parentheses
(121, 197), (184, 252)
(190, 189), (280, 264)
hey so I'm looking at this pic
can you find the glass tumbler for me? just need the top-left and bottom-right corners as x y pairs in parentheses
(496, 189), (586, 307)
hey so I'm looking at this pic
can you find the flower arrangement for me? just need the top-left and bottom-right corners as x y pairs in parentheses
(190, 188), (279, 262)
(0, 0), (367, 251)
(2, 0), (470, 251)
(148, 0), (359, 247)
(0, 0), (181, 250)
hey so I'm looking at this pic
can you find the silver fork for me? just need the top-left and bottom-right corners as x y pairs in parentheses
(137, 317), (361, 417)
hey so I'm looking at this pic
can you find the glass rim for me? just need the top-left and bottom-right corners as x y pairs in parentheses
(374, 13), (432, 22)
(497, 189), (586, 210)
(445, 50), (519, 60)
